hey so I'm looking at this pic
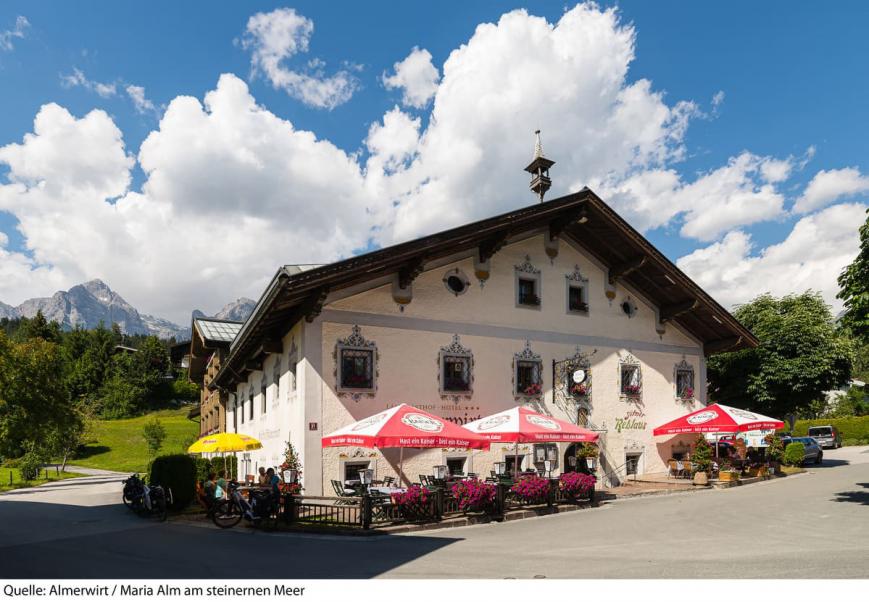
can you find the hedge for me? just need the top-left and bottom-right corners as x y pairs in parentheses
(783, 442), (805, 466)
(791, 415), (869, 444)
(193, 456), (238, 483)
(149, 454), (197, 510)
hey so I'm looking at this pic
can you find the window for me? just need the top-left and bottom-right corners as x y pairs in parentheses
(272, 357), (282, 405)
(514, 341), (543, 399)
(340, 349), (374, 389)
(443, 268), (470, 296)
(518, 278), (539, 306)
(514, 255), (541, 308)
(505, 455), (525, 475)
(248, 386), (254, 420)
(568, 285), (587, 312)
(336, 326), (377, 396)
(565, 265), (589, 313)
(439, 334), (473, 398)
(675, 360), (695, 400)
(343, 461), (370, 482)
(619, 352), (642, 400)
(446, 457), (466, 476)
(232, 397), (238, 431)
(260, 378), (267, 415)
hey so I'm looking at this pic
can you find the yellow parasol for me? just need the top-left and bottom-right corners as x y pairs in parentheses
(188, 433), (263, 454)
(187, 433), (262, 479)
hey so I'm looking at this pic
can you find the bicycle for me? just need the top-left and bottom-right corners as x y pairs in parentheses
(212, 482), (280, 530)
(121, 474), (172, 521)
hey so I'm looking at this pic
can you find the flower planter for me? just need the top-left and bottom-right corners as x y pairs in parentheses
(692, 471), (709, 486)
(719, 471), (739, 482)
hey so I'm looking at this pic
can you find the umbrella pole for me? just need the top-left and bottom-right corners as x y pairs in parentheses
(399, 447), (404, 487)
(515, 440), (519, 477)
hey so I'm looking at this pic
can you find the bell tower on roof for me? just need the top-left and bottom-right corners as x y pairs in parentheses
(524, 129), (555, 203)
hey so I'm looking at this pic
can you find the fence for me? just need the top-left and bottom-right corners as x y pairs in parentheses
(280, 478), (595, 530)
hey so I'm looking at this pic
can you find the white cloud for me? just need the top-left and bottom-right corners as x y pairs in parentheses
(241, 7), (358, 110)
(60, 68), (118, 98)
(794, 167), (869, 214)
(0, 4), (863, 321)
(382, 47), (440, 108)
(125, 85), (156, 115)
(0, 15), (29, 51)
(0, 75), (376, 321)
(677, 202), (867, 312)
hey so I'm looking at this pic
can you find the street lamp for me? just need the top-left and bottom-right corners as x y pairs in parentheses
(494, 461), (506, 477)
(543, 459), (552, 477)
(433, 465), (448, 480)
(358, 469), (374, 486)
(283, 469), (298, 484)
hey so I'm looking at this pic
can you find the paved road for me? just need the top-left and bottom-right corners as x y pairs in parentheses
(1, 450), (868, 579)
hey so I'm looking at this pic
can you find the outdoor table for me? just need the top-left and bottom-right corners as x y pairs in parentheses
(368, 486), (406, 496)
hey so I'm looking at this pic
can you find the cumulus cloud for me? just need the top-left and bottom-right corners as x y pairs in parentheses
(677, 202), (867, 312)
(0, 15), (29, 51)
(0, 4), (863, 321)
(0, 75), (376, 321)
(382, 47), (440, 108)
(794, 167), (869, 214)
(241, 7), (358, 109)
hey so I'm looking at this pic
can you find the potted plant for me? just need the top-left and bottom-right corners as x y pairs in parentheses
(559, 472), (596, 500)
(764, 433), (783, 474)
(718, 463), (739, 482)
(577, 442), (599, 472)
(691, 435), (712, 486)
(510, 475), (551, 505)
(451, 479), (496, 514)
(623, 384), (641, 398)
(570, 382), (589, 397)
(679, 386), (694, 401)
(523, 382), (542, 396)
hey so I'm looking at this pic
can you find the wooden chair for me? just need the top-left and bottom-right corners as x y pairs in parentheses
(466, 472), (478, 480)
(331, 479), (357, 505)
(667, 460), (679, 479)
(681, 461), (693, 478)
(382, 476), (395, 487)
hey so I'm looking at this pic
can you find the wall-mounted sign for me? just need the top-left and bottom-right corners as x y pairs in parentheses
(615, 409), (647, 433)
(308, 422), (318, 431)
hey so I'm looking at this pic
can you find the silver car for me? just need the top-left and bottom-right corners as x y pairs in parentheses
(807, 426), (842, 449)
(782, 437), (823, 465)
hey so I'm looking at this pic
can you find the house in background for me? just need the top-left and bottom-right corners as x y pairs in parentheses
(188, 317), (243, 437)
(212, 175), (756, 492)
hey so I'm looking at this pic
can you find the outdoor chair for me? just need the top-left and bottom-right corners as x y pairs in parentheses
(682, 461), (693, 478)
(667, 460), (679, 479)
(382, 476), (395, 487)
(466, 472), (477, 479)
(331, 479), (357, 505)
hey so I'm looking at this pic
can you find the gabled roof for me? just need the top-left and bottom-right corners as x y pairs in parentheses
(189, 317), (244, 383)
(194, 317), (243, 345)
(215, 188), (758, 388)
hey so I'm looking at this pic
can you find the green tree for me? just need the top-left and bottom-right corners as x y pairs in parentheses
(17, 310), (62, 343)
(0, 333), (73, 458)
(46, 405), (90, 472)
(707, 292), (852, 419)
(142, 417), (166, 460)
(837, 207), (869, 342)
(828, 386), (869, 417)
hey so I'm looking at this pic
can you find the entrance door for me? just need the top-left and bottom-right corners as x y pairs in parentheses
(625, 453), (642, 476)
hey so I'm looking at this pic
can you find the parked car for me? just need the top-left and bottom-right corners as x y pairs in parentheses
(782, 437), (823, 465)
(807, 426), (842, 449)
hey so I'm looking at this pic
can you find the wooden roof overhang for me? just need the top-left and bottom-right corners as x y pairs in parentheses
(214, 188), (757, 389)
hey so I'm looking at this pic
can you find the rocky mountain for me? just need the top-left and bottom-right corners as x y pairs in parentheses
(1, 281), (257, 341)
(212, 298), (256, 322)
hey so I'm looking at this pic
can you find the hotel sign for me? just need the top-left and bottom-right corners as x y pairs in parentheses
(615, 408), (647, 433)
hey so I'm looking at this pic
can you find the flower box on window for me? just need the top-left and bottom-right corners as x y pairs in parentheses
(623, 384), (641, 397)
(679, 386), (694, 401)
(570, 383), (589, 397)
(523, 382), (543, 396)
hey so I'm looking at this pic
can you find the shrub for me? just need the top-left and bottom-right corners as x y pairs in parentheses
(149, 454), (197, 510)
(451, 479), (496, 512)
(783, 442), (805, 466)
(18, 447), (44, 481)
(559, 472), (596, 498)
(764, 433), (784, 462)
(692, 435), (712, 472)
(792, 415), (869, 441)
(510, 475), (551, 503)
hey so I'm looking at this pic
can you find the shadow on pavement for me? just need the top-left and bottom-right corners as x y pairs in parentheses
(0, 499), (461, 579)
(832, 482), (869, 506)
(814, 459), (850, 468)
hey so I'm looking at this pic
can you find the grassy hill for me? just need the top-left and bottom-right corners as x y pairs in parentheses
(74, 407), (200, 473)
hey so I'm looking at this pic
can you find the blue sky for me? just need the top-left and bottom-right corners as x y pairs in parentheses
(0, 2), (867, 322)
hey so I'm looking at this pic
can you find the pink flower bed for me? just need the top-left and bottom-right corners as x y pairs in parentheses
(559, 472), (596, 498)
(510, 475), (551, 503)
(451, 479), (496, 512)
(390, 484), (429, 508)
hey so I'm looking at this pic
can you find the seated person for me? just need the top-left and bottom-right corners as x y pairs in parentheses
(266, 467), (282, 497)
(216, 470), (228, 492)
(203, 472), (217, 499)
(257, 467), (269, 487)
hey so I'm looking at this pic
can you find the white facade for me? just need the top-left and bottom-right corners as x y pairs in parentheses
(227, 234), (709, 495)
